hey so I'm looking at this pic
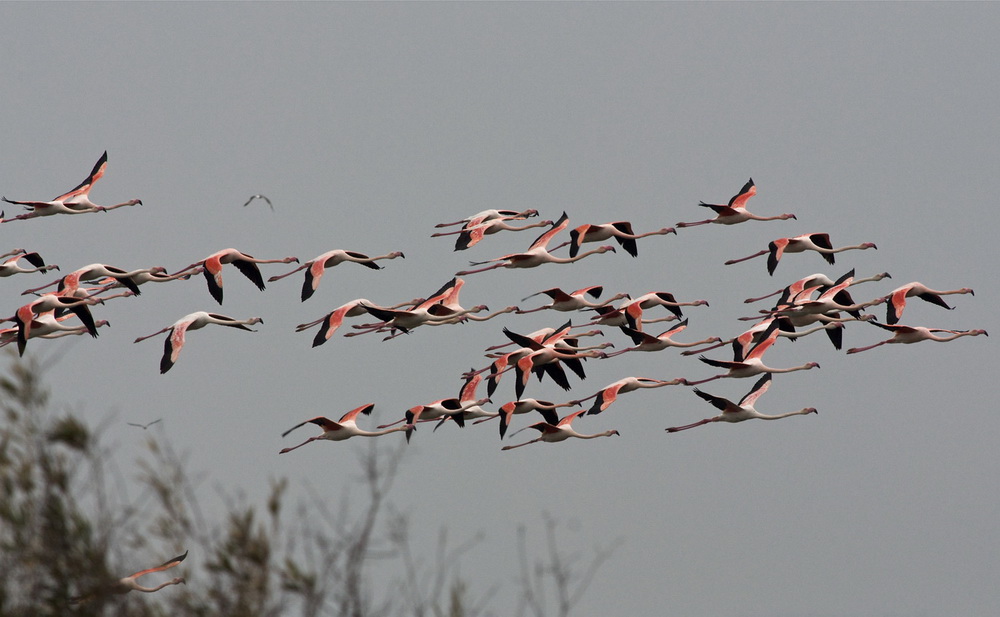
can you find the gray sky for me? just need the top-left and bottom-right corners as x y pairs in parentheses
(2, 3), (997, 616)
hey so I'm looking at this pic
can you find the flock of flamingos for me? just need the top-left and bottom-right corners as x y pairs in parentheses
(0, 150), (988, 596)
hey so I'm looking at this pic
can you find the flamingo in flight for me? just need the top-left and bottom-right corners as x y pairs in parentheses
(516, 285), (630, 315)
(279, 403), (407, 453)
(0, 250), (59, 278)
(89, 266), (202, 294)
(676, 178), (796, 228)
(605, 319), (722, 358)
(884, 281), (975, 325)
(666, 374), (817, 433)
(571, 376), (689, 416)
(267, 248), (405, 301)
(558, 221), (676, 258)
(434, 208), (539, 229)
(478, 398), (576, 439)
(172, 248), (299, 304)
(0, 311), (111, 349)
(501, 410), (619, 451)
(845, 321), (988, 354)
(455, 212), (616, 275)
(6, 293), (103, 355)
(71, 550), (188, 604)
(687, 321), (820, 386)
(742, 271), (891, 304)
(724, 233), (877, 276)
(294, 297), (424, 347)
(499, 325), (611, 399)
(764, 270), (887, 320)
(22, 263), (153, 297)
(622, 291), (710, 321)
(433, 215), (554, 251)
(133, 311), (263, 373)
(2, 151), (141, 222)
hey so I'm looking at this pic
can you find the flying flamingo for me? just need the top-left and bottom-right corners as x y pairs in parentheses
(585, 303), (677, 332)
(72, 550), (187, 603)
(433, 208), (539, 229)
(676, 178), (796, 228)
(477, 398), (575, 439)
(501, 410), (619, 451)
(570, 376), (689, 415)
(90, 266), (202, 293)
(266, 248), (405, 301)
(765, 271), (887, 320)
(0, 311), (111, 348)
(884, 282), (975, 325)
(278, 403), (407, 453)
(433, 216), (554, 251)
(294, 297), (424, 347)
(0, 250), (59, 278)
(455, 212), (616, 275)
(2, 151), (141, 222)
(687, 322), (820, 386)
(133, 311), (263, 373)
(665, 374), (817, 433)
(6, 293), (103, 355)
(683, 316), (848, 357)
(845, 321), (988, 354)
(500, 326), (611, 398)
(621, 291), (710, 321)
(558, 221), (676, 258)
(742, 271), (891, 304)
(724, 233), (877, 276)
(21, 263), (153, 296)
(172, 248), (299, 304)
(516, 285), (630, 315)
(605, 319), (722, 358)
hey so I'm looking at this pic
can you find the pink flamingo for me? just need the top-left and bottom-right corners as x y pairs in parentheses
(0, 250), (59, 278)
(0, 311), (111, 348)
(560, 221), (676, 258)
(2, 151), (141, 222)
(477, 398), (576, 439)
(6, 293), (103, 355)
(434, 208), (539, 229)
(133, 311), (263, 373)
(516, 285), (630, 314)
(455, 212), (616, 275)
(666, 374), (817, 433)
(605, 319), (722, 358)
(571, 376), (688, 415)
(501, 410), (619, 451)
(294, 297), (424, 347)
(172, 248), (299, 304)
(22, 262), (154, 296)
(846, 322), (988, 354)
(676, 178), (796, 228)
(687, 322), (820, 386)
(725, 233), (877, 276)
(72, 550), (187, 603)
(433, 216), (553, 251)
(279, 404), (407, 453)
(743, 271), (891, 304)
(621, 291), (710, 321)
(884, 282), (975, 325)
(266, 248), (405, 301)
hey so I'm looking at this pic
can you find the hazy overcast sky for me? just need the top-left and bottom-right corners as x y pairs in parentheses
(2, 3), (997, 616)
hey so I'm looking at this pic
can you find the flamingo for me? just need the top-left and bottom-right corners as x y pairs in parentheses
(766, 271), (887, 320)
(478, 398), (575, 439)
(585, 303), (677, 332)
(676, 178), (796, 228)
(72, 550), (187, 603)
(500, 325), (611, 398)
(266, 248), (405, 301)
(559, 221), (676, 258)
(278, 403), (407, 453)
(133, 311), (263, 373)
(6, 293), (103, 355)
(666, 374), (817, 433)
(570, 376), (689, 415)
(0, 250), (59, 278)
(516, 285), (630, 315)
(884, 282), (975, 325)
(21, 263), (153, 296)
(743, 271), (891, 304)
(294, 297), (424, 347)
(683, 316), (848, 357)
(724, 233), (877, 276)
(501, 410), (619, 451)
(622, 291), (710, 321)
(687, 322), (820, 386)
(845, 321), (988, 354)
(605, 319), (722, 358)
(172, 248), (299, 304)
(433, 216), (554, 251)
(90, 266), (202, 293)
(455, 212), (616, 275)
(2, 151), (141, 222)
(433, 208), (539, 229)
(0, 311), (110, 348)
(398, 392), (489, 442)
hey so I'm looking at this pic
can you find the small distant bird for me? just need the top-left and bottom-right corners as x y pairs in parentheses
(242, 194), (273, 210)
(666, 373), (817, 433)
(72, 550), (187, 603)
(127, 419), (162, 430)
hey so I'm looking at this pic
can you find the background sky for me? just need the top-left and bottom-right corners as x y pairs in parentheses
(1, 3), (997, 616)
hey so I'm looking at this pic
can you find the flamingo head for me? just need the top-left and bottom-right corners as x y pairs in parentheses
(862, 242), (878, 250)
